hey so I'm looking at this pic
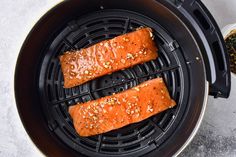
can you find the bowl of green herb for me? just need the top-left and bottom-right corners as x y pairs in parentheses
(222, 24), (236, 77)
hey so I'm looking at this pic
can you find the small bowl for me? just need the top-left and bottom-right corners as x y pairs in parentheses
(222, 23), (236, 78)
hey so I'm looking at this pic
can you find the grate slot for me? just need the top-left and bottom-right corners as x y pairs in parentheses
(47, 84), (53, 101)
(48, 62), (54, 80)
(100, 147), (119, 152)
(122, 136), (138, 144)
(91, 35), (107, 42)
(140, 125), (155, 137)
(107, 19), (126, 25)
(86, 20), (104, 27)
(89, 28), (106, 35)
(123, 143), (141, 151)
(80, 140), (97, 150)
(108, 27), (125, 32)
(73, 34), (86, 44)
(49, 65), (179, 105)
(63, 39), (76, 50)
(62, 126), (77, 139)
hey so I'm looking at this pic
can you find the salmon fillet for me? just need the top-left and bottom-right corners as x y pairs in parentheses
(60, 27), (158, 88)
(69, 78), (176, 137)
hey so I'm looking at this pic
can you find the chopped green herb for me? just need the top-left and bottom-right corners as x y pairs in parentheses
(225, 33), (236, 74)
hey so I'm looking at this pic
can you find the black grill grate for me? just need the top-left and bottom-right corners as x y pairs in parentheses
(39, 10), (189, 157)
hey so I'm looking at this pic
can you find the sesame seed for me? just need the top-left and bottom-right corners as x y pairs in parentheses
(161, 96), (164, 99)
(88, 112), (93, 116)
(121, 59), (126, 63)
(127, 53), (134, 59)
(126, 109), (131, 114)
(71, 56), (76, 61)
(147, 104), (153, 112)
(149, 31), (153, 38)
(70, 72), (76, 77)
(134, 87), (140, 91)
(123, 37), (129, 41)
(103, 61), (111, 69)
(93, 116), (98, 120)
(70, 65), (75, 69)
(104, 42), (109, 48)
(84, 70), (89, 74)
(82, 116), (86, 118)
(131, 110), (134, 114)
(100, 43), (104, 46)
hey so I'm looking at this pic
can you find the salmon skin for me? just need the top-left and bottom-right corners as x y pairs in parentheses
(69, 78), (176, 137)
(59, 27), (158, 88)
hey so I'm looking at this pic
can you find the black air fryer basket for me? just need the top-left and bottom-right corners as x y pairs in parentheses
(15, 0), (231, 157)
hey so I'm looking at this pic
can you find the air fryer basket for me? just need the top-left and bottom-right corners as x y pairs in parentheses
(15, 0), (230, 157)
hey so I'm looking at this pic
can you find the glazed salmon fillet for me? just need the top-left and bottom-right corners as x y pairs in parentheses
(60, 27), (158, 88)
(69, 78), (176, 137)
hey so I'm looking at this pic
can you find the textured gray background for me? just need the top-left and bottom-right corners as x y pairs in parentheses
(0, 0), (235, 157)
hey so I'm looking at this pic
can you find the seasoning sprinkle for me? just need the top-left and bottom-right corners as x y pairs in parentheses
(70, 65), (75, 69)
(121, 59), (126, 63)
(84, 70), (89, 74)
(93, 115), (98, 120)
(123, 37), (129, 42)
(127, 53), (134, 59)
(134, 87), (140, 91)
(70, 72), (76, 76)
(104, 42), (109, 48)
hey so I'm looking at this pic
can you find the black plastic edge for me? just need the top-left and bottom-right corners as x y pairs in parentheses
(193, 0), (231, 98)
(167, 0), (231, 98)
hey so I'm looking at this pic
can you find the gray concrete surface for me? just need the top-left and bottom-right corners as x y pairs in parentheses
(0, 0), (235, 157)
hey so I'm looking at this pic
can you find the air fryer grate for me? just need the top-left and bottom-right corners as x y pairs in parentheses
(39, 10), (189, 157)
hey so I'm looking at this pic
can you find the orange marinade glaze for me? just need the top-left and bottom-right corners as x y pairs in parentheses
(69, 78), (176, 137)
(59, 27), (158, 88)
